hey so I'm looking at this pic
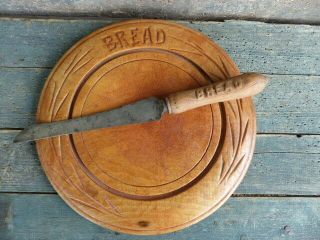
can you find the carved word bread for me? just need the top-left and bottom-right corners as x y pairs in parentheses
(103, 27), (166, 51)
(36, 20), (257, 235)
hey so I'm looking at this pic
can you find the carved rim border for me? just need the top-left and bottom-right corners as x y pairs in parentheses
(36, 19), (256, 235)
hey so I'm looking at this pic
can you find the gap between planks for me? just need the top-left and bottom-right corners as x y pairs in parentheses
(1, 15), (320, 26)
(0, 192), (319, 198)
(1, 129), (320, 137)
(2, 66), (320, 77)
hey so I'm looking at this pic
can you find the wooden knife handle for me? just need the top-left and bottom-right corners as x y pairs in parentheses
(165, 73), (268, 114)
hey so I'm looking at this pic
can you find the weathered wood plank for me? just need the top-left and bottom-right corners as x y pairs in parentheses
(1, 18), (320, 75)
(0, 194), (319, 239)
(0, 68), (49, 129)
(1, 131), (319, 195)
(1, 67), (319, 133)
(0, 131), (53, 192)
(238, 135), (320, 195)
(255, 74), (320, 134)
(1, 0), (320, 24)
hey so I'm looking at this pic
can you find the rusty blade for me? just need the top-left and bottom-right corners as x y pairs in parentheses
(14, 97), (168, 143)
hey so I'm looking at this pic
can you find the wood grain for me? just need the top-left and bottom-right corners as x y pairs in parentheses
(166, 73), (268, 114)
(1, 68), (319, 134)
(1, 0), (319, 24)
(32, 19), (256, 234)
(1, 194), (319, 239)
(1, 132), (319, 195)
(1, 18), (319, 75)
(0, 17), (319, 238)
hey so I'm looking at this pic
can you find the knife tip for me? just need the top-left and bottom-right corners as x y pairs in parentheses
(13, 129), (31, 143)
(13, 134), (24, 143)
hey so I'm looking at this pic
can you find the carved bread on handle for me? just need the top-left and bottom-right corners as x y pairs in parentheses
(165, 73), (268, 114)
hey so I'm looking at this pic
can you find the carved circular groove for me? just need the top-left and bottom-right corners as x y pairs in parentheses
(69, 50), (222, 198)
(36, 20), (256, 235)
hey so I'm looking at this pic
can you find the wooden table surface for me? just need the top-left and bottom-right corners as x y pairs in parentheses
(0, 1), (319, 239)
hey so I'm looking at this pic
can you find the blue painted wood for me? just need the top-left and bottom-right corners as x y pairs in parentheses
(1, 131), (319, 195)
(1, 194), (319, 239)
(255, 74), (320, 134)
(0, 131), (53, 192)
(0, 18), (319, 75)
(1, 0), (319, 24)
(237, 134), (320, 195)
(0, 17), (319, 238)
(1, 67), (319, 133)
(0, 68), (49, 129)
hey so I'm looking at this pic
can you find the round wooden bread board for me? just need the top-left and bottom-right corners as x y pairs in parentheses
(36, 20), (256, 235)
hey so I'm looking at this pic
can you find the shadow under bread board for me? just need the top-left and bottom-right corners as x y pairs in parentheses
(34, 20), (256, 234)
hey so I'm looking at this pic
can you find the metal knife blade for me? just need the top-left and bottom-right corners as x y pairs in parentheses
(14, 97), (168, 143)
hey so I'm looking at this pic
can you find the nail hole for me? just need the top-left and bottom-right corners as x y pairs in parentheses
(138, 221), (150, 227)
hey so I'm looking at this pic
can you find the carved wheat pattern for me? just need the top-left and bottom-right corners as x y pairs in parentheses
(45, 47), (121, 218)
(219, 55), (231, 78)
(215, 57), (251, 184)
(49, 138), (122, 217)
(48, 48), (93, 121)
(165, 36), (251, 184)
(218, 101), (250, 184)
(42, 33), (252, 222)
(168, 48), (203, 56)
(168, 35), (225, 81)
